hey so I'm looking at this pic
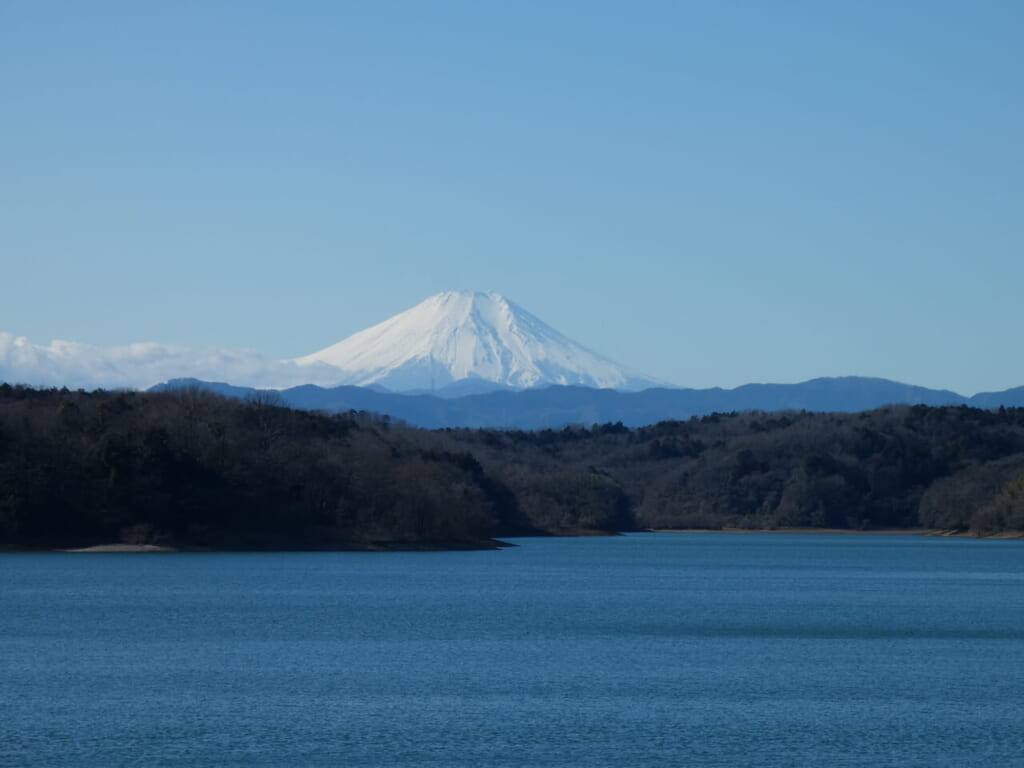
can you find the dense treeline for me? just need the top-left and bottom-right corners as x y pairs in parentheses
(449, 406), (1024, 535)
(0, 385), (526, 549)
(1, 384), (1023, 549)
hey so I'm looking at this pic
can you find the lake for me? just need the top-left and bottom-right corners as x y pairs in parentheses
(2, 533), (1023, 767)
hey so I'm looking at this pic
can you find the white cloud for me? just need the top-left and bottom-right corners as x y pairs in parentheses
(0, 332), (347, 390)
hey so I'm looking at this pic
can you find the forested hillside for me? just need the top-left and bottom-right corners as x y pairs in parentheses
(450, 407), (1024, 534)
(1, 385), (1022, 550)
(0, 386), (521, 550)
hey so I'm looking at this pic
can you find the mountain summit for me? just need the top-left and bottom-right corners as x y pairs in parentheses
(293, 290), (659, 392)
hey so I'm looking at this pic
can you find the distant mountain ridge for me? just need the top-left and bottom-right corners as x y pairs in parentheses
(7, 290), (1021, 415)
(152, 376), (1024, 430)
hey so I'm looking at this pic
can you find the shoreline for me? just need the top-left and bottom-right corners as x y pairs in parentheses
(59, 543), (179, 553)
(648, 527), (1024, 539)
(40, 538), (514, 554)
(6, 530), (1023, 554)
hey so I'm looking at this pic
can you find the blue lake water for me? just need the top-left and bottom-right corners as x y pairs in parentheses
(2, 533), (1023, 767)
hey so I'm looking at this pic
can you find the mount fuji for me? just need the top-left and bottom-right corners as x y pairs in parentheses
(293, 291), (661, 393)
(0, 291), (660, 392)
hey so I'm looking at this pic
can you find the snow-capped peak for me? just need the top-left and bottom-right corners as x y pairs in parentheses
(293, 290), (659, 391)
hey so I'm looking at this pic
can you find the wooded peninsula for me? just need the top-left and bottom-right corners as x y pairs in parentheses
(1, 384), (1022, 550)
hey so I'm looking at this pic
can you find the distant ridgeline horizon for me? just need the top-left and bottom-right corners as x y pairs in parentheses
(150, 375), (1024, 430)
(3, 290), (1022, 423)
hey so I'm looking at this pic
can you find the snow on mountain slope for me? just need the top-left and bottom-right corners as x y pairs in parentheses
(294, 291), (660, 391)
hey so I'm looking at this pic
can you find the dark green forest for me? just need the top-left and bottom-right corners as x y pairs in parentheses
(1, 384), (1023, 550)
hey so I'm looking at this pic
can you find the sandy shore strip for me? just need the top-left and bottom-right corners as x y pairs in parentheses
(59, 543), (178, 553)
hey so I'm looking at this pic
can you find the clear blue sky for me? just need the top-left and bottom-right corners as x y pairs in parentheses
(2, 1), (1021, 394)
